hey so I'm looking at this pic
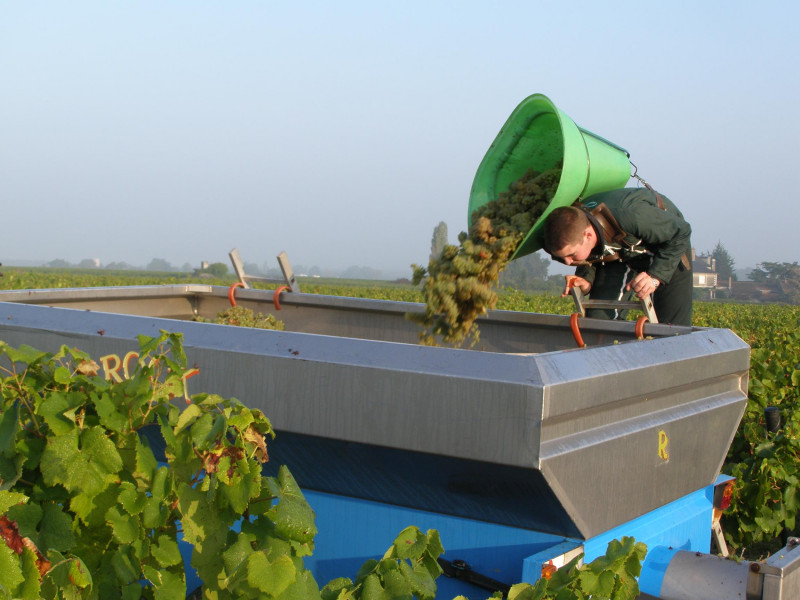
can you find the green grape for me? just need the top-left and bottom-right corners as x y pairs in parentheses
(409, 166), (561, 347)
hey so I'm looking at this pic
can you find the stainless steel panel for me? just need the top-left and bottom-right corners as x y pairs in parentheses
(0, 286), (750, 538)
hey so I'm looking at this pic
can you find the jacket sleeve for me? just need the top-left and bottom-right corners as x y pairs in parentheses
(615, 196), (691, 284)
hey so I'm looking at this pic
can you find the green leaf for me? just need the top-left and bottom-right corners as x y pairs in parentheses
(0, 543), (24, 594)
(596, 569), (616, 598)
(41, 426), (123, 496)
(246, 552), (296, 595)
(320, 577), (356, 600)
(0, 402), (20, 454)
(133, 437), (158, 487)
(267, 467), (317, 544)
(0, 491), (28, 515)
(0, 453), (25, 491)
(400, 559), (437, 599)
(389, 526), (426, 560)
(3, 344), (48, 366)
(121, 582), (144, 600)
(151, 535), (182, 568)
(174, 404), (203, 435)
(578, 569), (599, 593)
(222, 532), (258, 576)
(53, 365), (72, 384)
(177, 483), (227, 560)
(228, 408), (254, 432)
(141, 466), (171, 529)
(43, 556), (93, 595)
(117, 482), (147, 515)
(508, 580), (548, 600)
(36, 392), (77, 436)
(111, 546), (140, 585)
(189, 413), (215, 449)
(360, 572), (386, 600)
(40, 502), (76, 552)
(70, 485), (119, 528)
(17, 547), (43, 600)
(93, 392), (129, 434)
(106, 506), (140, 545)
(142, 565), (186, 600)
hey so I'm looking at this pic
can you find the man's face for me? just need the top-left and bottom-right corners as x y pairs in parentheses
(550, 226), (595, 266)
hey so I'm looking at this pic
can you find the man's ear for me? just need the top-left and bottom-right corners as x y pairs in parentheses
(583, 225), (596, 245)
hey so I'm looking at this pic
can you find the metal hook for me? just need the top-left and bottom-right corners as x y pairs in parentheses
(629, 161), (653, 191)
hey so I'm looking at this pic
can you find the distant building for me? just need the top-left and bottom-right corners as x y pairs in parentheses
(691, 249), (719, 298)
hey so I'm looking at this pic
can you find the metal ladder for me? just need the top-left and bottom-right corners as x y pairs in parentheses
(228, 248), (301, 293)
(569, 285), (658, 323)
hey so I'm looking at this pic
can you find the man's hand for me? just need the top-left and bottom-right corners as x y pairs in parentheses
(563, 275), (591, 298)
(626, 272), (660, 300)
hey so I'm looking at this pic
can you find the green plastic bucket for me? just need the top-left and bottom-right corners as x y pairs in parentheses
(468, 94), (632, 259)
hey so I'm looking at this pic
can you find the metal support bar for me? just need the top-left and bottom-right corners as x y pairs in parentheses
(712, 521), (729, 557)
(569, 286), (658, 324)
(228, 248), (301, 293)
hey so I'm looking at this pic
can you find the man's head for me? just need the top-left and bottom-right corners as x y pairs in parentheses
(543, 206), (597, 265)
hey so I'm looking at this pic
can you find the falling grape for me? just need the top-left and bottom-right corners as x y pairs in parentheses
(409, 166), (561, 346)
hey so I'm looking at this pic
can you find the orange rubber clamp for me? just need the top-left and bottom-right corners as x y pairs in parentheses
(273, 285), (290, 310)
(570, 313), (585, 348)
(228, 282), (245, 307)
(635, 315), (649, 340)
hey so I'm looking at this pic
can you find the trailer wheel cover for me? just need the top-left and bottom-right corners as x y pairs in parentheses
(273, 286), (290, 310)
(228, 282), (245, 307)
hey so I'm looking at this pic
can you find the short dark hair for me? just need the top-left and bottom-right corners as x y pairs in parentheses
(543, 206), (589, 253)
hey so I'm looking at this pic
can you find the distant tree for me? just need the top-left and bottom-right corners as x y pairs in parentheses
(78, 258), (99, 268)
(106, 261), (134, 270)
(180, 262), (194, 272)
(711, 242), (736, 282)
(749, 262), (800, 303)
(47, 259), (72, 268)
(499, 251), (550, 290)
(430, 221), (448, 262)
(243, 262), (262, 275)
(146, 258), (174, 272)
(202, 262), (229, 278)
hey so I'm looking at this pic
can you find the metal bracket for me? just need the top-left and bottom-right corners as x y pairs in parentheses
(228, 248), (301, 293)
(569, 286), (658, 324)
(437, 558), (510, 595)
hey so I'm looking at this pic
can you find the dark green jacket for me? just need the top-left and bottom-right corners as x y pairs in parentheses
(575, 188), (691, 285)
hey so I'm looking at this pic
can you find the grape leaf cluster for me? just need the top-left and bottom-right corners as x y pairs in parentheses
(410, 167), (561, 346)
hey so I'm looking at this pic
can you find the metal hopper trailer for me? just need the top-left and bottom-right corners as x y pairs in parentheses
(4, 92), (799, 598)
(1, 273), (799, 599)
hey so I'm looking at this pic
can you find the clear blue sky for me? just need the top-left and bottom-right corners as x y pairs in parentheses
(2, 1), (797, 278)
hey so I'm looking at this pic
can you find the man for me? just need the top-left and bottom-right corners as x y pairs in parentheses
(542, 187), (693, 326)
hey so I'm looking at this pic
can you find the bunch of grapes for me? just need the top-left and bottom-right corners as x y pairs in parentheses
(409, 167), (561, 346)
(197, 305), (285, 330)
